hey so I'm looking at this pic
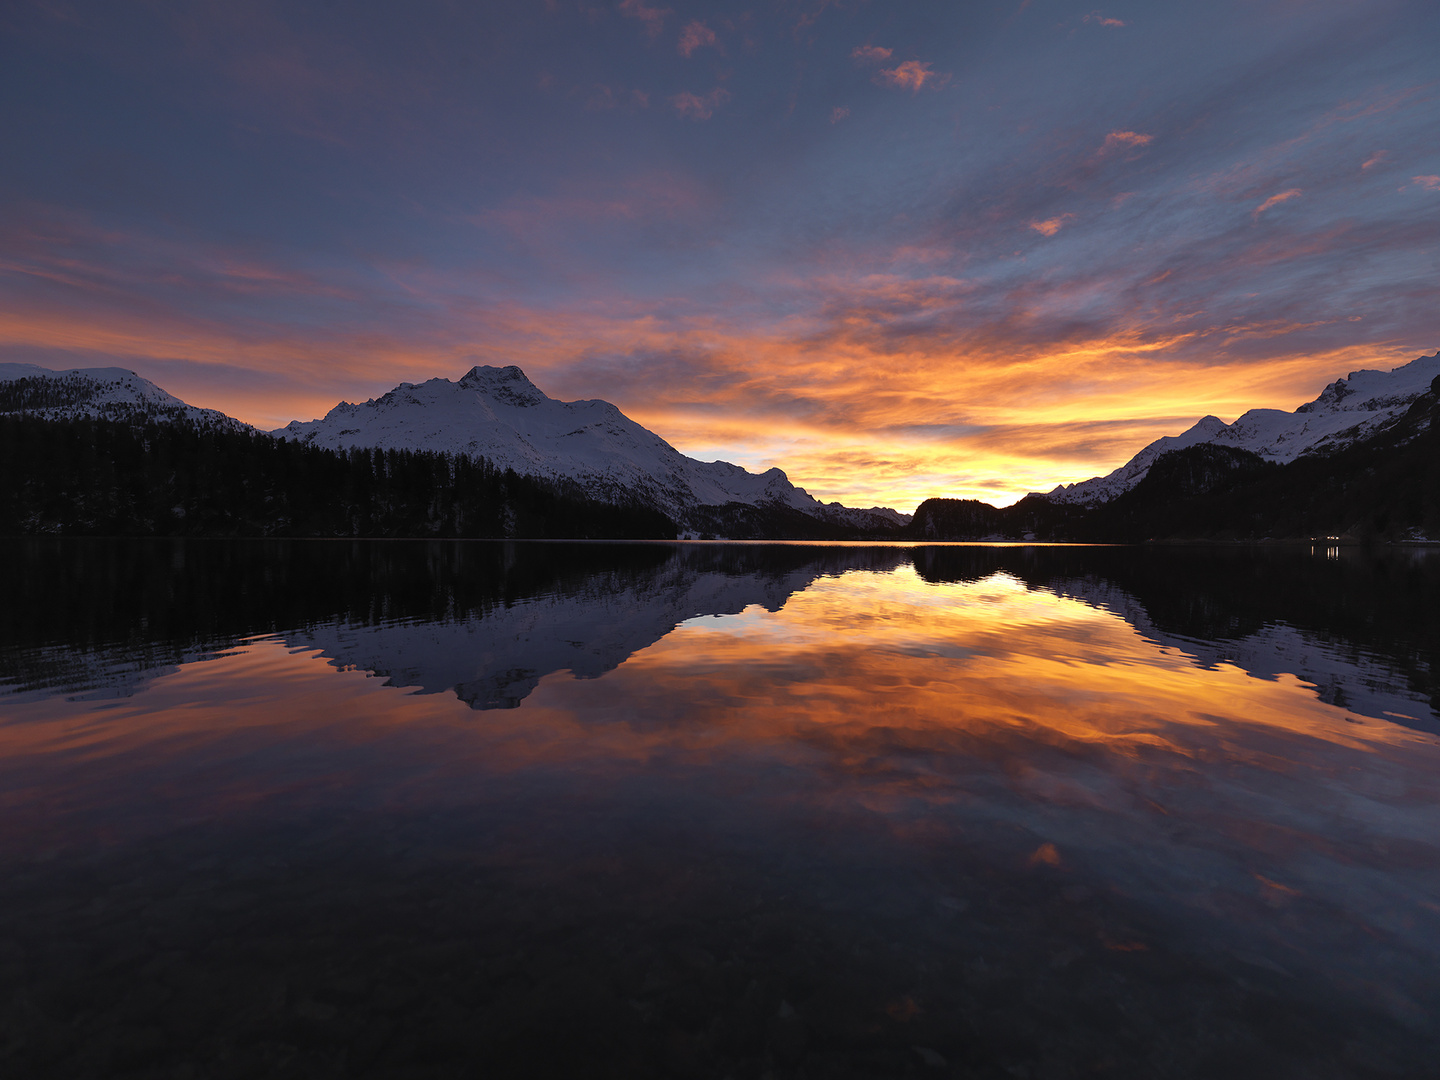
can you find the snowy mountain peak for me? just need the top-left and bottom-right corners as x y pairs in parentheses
(457, 364), (547, 407)
(275, 366), (909, 528)
(2, 360), (909, 532)
(1043, 350), (1440, 506)
(0, 362), (250, 432)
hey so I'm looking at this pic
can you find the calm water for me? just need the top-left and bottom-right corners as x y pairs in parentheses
(1, 540), (1438, 1079)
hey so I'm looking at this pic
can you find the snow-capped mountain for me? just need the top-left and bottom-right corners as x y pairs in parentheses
(0, 362), (250, 432)
(1045, 351), (1440, 505)
(2, 361), (905, 530)
(276, 364), (908, 527)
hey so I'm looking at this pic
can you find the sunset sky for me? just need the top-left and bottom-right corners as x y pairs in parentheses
(2, 0), (1437, 509)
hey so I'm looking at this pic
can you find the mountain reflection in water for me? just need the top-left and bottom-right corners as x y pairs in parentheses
(0, 539), (1437, 1079)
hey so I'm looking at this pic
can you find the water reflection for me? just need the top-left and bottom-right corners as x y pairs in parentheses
(0, 540), (1437, 1078)
(3, 540), (1435, 730)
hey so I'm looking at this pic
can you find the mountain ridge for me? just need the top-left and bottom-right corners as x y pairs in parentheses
(7, 351), (1437, 540)
(1045, 351), (1440, 505)
(0, 363), (251, 434)
(0, 361), (907, 535)
(274, 364), (909, 530)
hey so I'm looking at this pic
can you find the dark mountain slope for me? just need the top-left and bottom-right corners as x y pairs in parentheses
(0, 416), (676, 539)
(909, 375), (1440, 543)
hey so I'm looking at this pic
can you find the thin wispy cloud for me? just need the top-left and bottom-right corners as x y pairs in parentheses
(1253, 189), (1302, 217)
(672, 87), (730, 121)
(1409, 175), (1440, 191)
(830, 106), (850, 124)
(678, 21), (717, 57)
(1084, 12), (1125, 28)
(1361, 151), (1387, 170)
(851, 45), (892, 64)
(618, 0), (668, 39)
(1029, 215), (1074, 237)
(1099, 130), (1152, 154)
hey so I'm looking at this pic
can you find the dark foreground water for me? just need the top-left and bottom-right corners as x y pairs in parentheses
(1, 540), (1438, 1080)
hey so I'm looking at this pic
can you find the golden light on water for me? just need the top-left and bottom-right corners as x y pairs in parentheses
(4, 566), (1428, 858)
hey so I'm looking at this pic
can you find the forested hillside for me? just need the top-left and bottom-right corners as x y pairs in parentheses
(0, 417), (676, 539)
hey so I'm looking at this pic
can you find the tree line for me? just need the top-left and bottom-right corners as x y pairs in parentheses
(0, 416), (677, 539)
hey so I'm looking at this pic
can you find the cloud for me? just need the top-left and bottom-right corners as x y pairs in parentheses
(1099, 130), (1152, 154)
(1410, 175), (1440, 192)
(830, 106), (850, 124)
(671, 87), (731, 121)
(1029, 215), (1075, 237)
(874, 60), (947, 93)
(617, 0), (668, 38)
(678, 20), (717, 57)
(8, 196), (1434, 511)
(851, 45), (892, 64)
(1083, 12), (1125, 27)
(1252, 189), (1302, 217)
(1361, 151), (1387, 170)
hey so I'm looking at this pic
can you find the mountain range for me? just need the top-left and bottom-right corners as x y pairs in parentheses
(908, 352), (1440, 543)
(274, 364), (906, 530)
(0, 361), (904, 535)
(3, 351), (1438, 541)
(1043, 351), (1440, 505)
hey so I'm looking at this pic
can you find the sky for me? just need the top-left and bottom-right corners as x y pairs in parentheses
(2, 0), (1438, 509)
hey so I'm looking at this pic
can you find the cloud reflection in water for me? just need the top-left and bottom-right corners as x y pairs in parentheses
(0, 541), (1437, 1076)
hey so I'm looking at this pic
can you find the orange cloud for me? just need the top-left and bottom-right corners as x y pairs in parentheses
(1029, 214), (1074, 236)
(1410, 175), (1440, 191)
(875, 60), (946, 93)
(1361, 151), (1387, 169)
(678, 20), (717, 57)
(2, 269), (1417, 512)
(4, 204), (1430, 513)
(851, 44), (892, 64)
(830, 106), (849, 124)
(618, 0), (668, 38)
(671, 87), (730, 121)
(1100, 130), (1152, 154)
(1083, 12), (1125, 27)
(1253, 189), (1302, 217)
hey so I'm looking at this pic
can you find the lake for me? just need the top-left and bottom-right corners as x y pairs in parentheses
(1, 539), (1437, 1079)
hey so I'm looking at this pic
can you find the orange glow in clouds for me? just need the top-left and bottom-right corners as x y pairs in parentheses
(1, 207), (1425, 511)
(0, 287), (1418, 511)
